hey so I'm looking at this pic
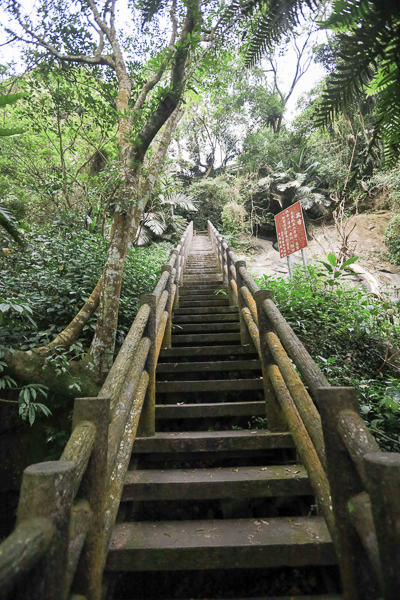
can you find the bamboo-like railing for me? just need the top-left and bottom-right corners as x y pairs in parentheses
(0, 222), (194, 600)
(208, 219), (400, 600)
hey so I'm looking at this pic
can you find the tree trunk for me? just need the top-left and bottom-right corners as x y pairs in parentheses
(45, 274), (104, 353)
(85, 191), (142, 380)
(3, 348), (100, 400)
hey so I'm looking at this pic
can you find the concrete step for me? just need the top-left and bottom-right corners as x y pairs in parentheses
(156, 379), (263, 393)
(132, 430), (294, 454)
(179, 289), (227, 296)
(155, 401), (266, 419)
(184, 276), (223, 282)
(172, 322), (240, 333)
(171, 332), (241, 344)
(159, 345), (256, 358)
(122, 464), (312, 501)
(157, 359), (261, 373)
(179, 294), (228, 303)
(107, 517), (336, 571)
(185, 269), (219, 273)
(179, 299), (230, 307)
(174, 306), (238, 315)
(173, 314), (239, 323)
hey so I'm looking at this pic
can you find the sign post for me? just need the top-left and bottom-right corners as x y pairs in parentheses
(274, 201), (308, 278)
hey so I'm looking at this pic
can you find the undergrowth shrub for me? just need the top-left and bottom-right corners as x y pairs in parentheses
(385, 214), (400, 265)
(256, 266), (400, 451)
(0, 225), (172, 351)
(221, 201), (247, 234)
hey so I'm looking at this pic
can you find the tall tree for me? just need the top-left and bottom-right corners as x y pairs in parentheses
(1, 0), (235, 390)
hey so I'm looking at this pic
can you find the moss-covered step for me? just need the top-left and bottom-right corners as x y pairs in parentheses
(106, 517), (336, 572)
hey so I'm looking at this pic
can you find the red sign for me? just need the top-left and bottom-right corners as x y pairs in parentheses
(274, 201), (308, 259)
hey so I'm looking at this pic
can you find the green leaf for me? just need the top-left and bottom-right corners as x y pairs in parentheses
(327, 253), (337, 267)
(0, 128), (25, 137)
(319, 261), (333, 273)
(0, 92), (28, 108)
(28, 404), (35, 426)
(341, 256), (359, 268)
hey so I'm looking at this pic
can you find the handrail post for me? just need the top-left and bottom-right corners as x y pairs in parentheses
(254, 289), (287, 432)
(137, 293), (157, 437)
(70, 397), (110, 600)
(161, 264), (173, 349)
(235, 259), (254, 347)
(227, 246), (236, 306)
(16, 461), (76, 600)
(178, 238), (185, 287)
(171, 250), (180, 309)
(316, 387), (380, 599)
(364, 452), (400, 599)
(221, 243), (228, 287)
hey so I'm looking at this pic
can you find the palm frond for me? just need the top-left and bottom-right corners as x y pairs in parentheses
(143, 211), (167, 236)
(135, 226), (154, 247)
(161, 192), (198, 212)
(295, 187), (329, 209)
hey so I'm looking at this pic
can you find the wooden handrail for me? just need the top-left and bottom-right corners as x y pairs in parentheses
(207, 219), (400, 600)
(0, 221), (194, 600)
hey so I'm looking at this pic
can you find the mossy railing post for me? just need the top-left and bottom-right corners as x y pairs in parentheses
(235, 259), (254, 348)
(221, 241), (229, 287)
(216, 234), (223, 273)
(161, 264), (173, 349)
(316, 387), (380, 600)
(16, 461), (76, 600)
(171, 250), (179, 309)
(137, 293), (157, 437)
(364, 453), (400, 599)
(70, 396), (110, 599)
(227, 246), (237, 306)
(254, 289), (287, 432)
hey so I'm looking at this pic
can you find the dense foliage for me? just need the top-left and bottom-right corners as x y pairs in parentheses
(256, 266), (400, 451)
(0, 223), (172, 351)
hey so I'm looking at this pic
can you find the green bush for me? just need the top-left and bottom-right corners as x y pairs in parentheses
(187, 176), (234, 230)
(256, 266), (400, 451)
(221, 201), (247, 234)
(385, 214), (400, 265)
(0, 224), (172, 351)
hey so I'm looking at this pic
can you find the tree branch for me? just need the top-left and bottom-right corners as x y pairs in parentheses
(132, 0), (178, 116)
(7, 2), (116, 68)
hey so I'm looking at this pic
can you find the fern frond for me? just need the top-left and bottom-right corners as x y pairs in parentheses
(244, 0), (315, 67)
(315, 2), (400, 163)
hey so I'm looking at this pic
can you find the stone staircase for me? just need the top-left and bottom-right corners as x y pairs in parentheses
(105, 234), (341, 599)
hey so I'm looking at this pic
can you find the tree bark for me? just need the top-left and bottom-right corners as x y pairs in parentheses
(46, 275), (104, 353)
(3, 348), (100, 400)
